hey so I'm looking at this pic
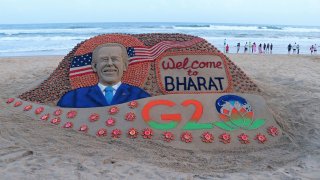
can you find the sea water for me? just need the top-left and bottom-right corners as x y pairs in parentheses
(0, 22), (319, 56)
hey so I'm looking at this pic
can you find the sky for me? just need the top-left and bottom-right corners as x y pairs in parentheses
(1, 0), (319, 26)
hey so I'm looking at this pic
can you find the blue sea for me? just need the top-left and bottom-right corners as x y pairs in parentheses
(0, 22), (319, 56)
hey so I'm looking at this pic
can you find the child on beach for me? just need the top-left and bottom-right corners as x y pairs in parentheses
(226, 44), (229, 53)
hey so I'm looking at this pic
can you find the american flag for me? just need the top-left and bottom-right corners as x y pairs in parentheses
(69, 53), (93, 78)
(69, 38), (203, 78)
(127, 38), (203, 65)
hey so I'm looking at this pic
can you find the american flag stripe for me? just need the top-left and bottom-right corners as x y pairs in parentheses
(128, 38), (203, 65)
(69, 66), (92, 73)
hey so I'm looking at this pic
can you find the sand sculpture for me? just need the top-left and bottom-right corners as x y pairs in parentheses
(6, 33), (282, 150)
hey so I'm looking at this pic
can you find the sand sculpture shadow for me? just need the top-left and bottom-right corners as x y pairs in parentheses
(6, 33), (282, 150)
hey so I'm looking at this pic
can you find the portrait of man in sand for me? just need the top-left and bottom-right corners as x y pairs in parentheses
(57, 43), (150, 108)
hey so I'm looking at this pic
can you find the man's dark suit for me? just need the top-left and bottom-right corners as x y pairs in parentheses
(57, 83), (150, 108)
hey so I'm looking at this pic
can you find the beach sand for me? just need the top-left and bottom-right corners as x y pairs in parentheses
(1, 54), (320, 179)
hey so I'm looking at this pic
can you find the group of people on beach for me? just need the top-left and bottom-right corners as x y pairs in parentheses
(224, 39), (273, 54)
(287, 43), (300, 54)
(310, 44), (318, 54)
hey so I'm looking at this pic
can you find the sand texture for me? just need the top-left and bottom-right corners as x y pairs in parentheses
(1, 54), (320, 179)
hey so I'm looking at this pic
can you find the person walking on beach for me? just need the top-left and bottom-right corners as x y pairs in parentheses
(310, 45), (314, 54)
(249, 41), (252, 53)
(244, 42), (248, 53)
(314, 44), (317, 54)
(288, 44), (292, 54)
(223, 39), (226, 53)
(252, 42), (256, 53)
(258, 43), (262, 54)
(237, 43), (240, 53)
(226, 44), (229, 53)
(297, 44), (300, 54)
(292, 42), (297, 54)
(270, 43), (273, 54)
(266, 43), (270, 54)
(263, 43), (266, 53)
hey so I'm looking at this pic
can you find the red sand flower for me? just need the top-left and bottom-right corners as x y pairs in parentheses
(163, 132), (174, 142)
(14, 101), (22, 107)
(181, 132), (193, 143)
(108, 106), (119, 115)
(201, 132), (214, 143)
(67, 110), (77, 118)
(111, 129), (122, 138)
(6, 98), (15, 104)
(96, 128), (107, 137)
(255, 133), (267, 143)
(219, 133), (231, 144)
(105, 117), (116, 127)
(63, 122), (73, 128)
(79, 124), (88, 132)
(238, 133), (250, 144)
(53, 109), (62, 116)
(89, 113), (100, 122)
(23, 105), (33, 111)
(142, 128), (153, 139)
(125, 112), (136, 121)
(267, 126), (279, 137)
(40, 113), (50, 121)
(128, 128), (138, 138)
(35, 107), (44, 115)
(128, 101), (138, 109)
(50, 117), (61, 125)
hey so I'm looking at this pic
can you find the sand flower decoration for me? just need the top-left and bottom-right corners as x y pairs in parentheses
(50, 117), (61, 125)
(267, 126), (279, 136)
(214, 95), (265, 131)
(24, 105), (33, 111)
(201, 132), (214, 143)
(128, 101), (138, 109)
(163, 132), (174, 142)
(142, 128), (153, 139)
(96, 128), (107, 137)
(238, 133), (250, 144)
(255, 133), (267, 143)
(111, 129), (122, 138)
(125, 112), (136, 121)
(66, 110), (77, 118)
(127, 128), (138, 138)
(89, 113), (100, 122)
(40, 113), (50, 121)
(108, 106), (119, 115)
(105, 117), (116, 127)
(53, 109), (62, 116)
(181, 132), (193, 143)
(35, 107), (44, 115)
(6, 98), (15, 104)
(14, 101), (22, 107)
(79, 124), (88, 132)
(219, 133), (231, 144)
(63, 122), (73, 128)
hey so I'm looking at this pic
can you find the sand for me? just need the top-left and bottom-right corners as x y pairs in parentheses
(1, 54), (320, 179)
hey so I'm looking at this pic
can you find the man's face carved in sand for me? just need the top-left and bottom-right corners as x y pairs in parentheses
(92, 44), (128, 86)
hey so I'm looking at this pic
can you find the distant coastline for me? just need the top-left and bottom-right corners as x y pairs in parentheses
(0, 22), (319, 56)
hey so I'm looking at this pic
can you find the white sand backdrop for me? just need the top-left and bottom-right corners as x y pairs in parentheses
(1, 54), (320, 179)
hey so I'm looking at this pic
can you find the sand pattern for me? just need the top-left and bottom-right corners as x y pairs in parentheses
(1, 54), (319, 178)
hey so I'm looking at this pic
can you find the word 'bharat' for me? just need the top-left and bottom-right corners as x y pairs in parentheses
(165, 76), (224, 91)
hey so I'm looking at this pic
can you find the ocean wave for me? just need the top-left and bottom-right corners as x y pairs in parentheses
(0, 46), (70, 53)
(175, 24), (211, 28)
(0, 36), (90, 41)
(0, 28), (103, 36)
(258, 26), (283, 30)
